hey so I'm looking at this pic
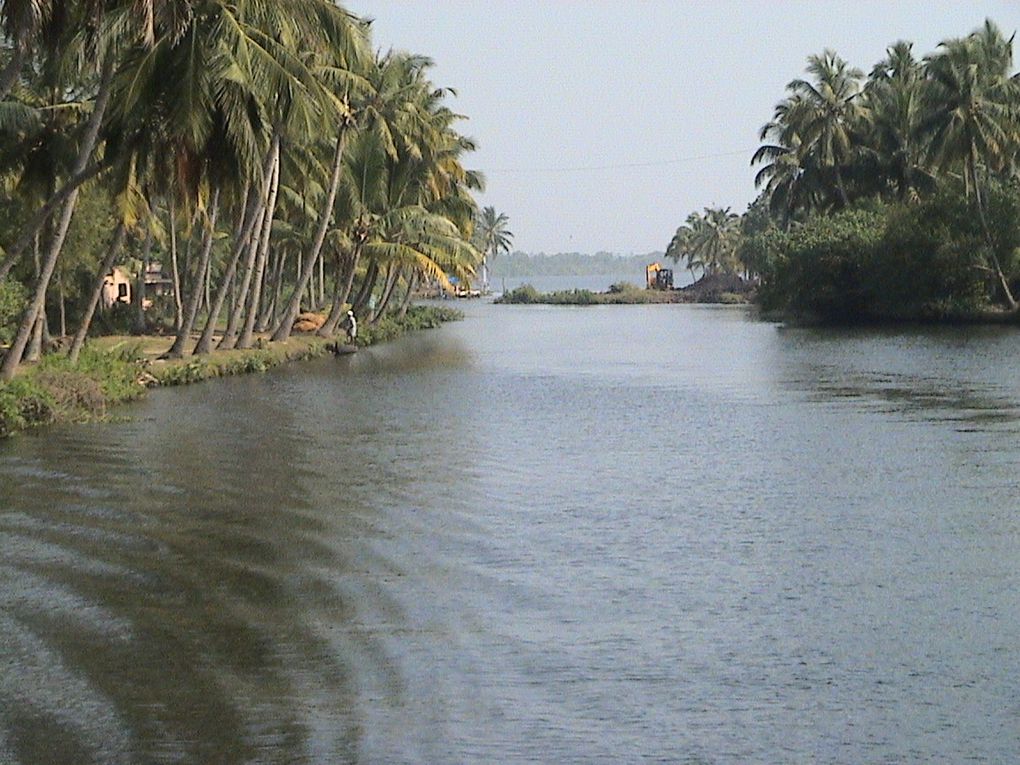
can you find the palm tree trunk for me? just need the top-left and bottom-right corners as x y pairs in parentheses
(397, 272), (419, 319)
(58, 283), (66, 337)
(203, 252), (212, 317)
(1, 57), (115, 381)
(271, 129), (348, 343)
(219, 136), (280, 350)
(165, 189), (220, 358)
(318, 248), (360, 337)
(371, 266), (401, 322)
(318, 248), (325, 307)
(237, 152), (281, 350)
(351, 261), (379, 317)
(68, 223), (127, 364)
(271, 250), (288, 325)
(24, 234), (43, 363)
(168, 197), (183, 331)
(133, 225), (153, 334)
(970, 149), (1017, 310)
(194, 140), (277, 355)
(258, 247), (286, 331)
(217, 203), (266, 350)
(834, 165), (850, 207)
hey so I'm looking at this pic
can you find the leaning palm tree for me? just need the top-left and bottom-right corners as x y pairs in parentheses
(473, 206), (512, 293)
(920, 20), (1020, 308)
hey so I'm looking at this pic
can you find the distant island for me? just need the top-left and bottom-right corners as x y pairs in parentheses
(495, 273), (755, 306)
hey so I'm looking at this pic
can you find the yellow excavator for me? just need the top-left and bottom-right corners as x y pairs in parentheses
(645, 262), (674, 290)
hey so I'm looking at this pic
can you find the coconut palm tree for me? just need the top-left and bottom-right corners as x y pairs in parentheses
(752, 96), (828, 222)
(862, 41), (933, 201)
(667, 207), (740, 279)
(785, 50), (867, 208)
(473, 206), (512, 292)
(920, 20), (1020, 307)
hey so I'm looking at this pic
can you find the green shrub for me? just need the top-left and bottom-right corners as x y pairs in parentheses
(758, 207), (882, 320)
(154, 358), (209, 386)
(94, 302), (137, 336)
(357, 305), (463, 346)
(873, 190), (987, 317)
(495, 284), (541, 304)
(757, 181), (1020, 321)
(36, 346), (147, 408)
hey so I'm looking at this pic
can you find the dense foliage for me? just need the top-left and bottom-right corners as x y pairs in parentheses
(0, 0), (500, 383)
(668, 19), (1020, 320)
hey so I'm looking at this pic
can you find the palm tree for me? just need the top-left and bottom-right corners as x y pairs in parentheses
(752, 97), (827, 222)
(921, 20), (1020, 307)
(862, 41), (932, 201)
(666, 207), (740, 279)
(473, 206), (512, 292)
(786, 50), (867, 207)
(0, 49), (115, 380)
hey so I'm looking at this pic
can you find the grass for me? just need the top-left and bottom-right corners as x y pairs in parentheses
(494, 279), (757, 306)
(0, 305), (463, 437)
(495, 282), (681, 305)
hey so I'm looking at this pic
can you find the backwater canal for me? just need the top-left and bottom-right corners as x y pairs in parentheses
(2, 301), (1020, 763)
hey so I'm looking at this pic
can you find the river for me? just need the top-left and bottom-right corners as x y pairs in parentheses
(2, 302), (1020, 763)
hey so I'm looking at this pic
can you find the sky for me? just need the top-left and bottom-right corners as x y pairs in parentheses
(344, 1), (1019, 254)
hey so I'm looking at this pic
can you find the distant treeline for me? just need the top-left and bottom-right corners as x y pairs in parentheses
(489, 252), (660, 278)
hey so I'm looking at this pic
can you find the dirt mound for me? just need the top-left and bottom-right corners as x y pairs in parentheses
(293, 312), (327, 333)
(678, 273), (755, 303)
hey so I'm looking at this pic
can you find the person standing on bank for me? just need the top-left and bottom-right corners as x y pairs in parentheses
(343, 310), (358, 344)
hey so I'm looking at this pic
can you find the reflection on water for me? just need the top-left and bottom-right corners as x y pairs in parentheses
(2, 303), (1020, 763)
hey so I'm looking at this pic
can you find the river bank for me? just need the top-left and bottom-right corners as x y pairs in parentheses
(0, 304), (462, 437)
(495, 273), (755, 306)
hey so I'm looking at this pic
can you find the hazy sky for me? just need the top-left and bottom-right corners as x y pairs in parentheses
(345, 1), (1018, 254)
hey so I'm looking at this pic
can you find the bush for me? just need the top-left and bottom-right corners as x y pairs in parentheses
(873, 189), (987, 317)
(0, 378), (56, 436)
(0, 346), (145, 435)
(357, 305), (462, 346)
(756, 181), (1020, 321)
(495, 284), (541, 304)
(758, 207), (882, 320)
(94, 302), (137, 336)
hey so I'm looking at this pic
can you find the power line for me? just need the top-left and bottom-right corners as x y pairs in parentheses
(485, 148), (754, 174)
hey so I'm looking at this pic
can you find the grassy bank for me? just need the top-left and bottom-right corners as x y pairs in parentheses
(0, 305), (463, 437)
(495, 278), (753, 306)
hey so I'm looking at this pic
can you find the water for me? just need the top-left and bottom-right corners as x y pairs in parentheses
(2, 303), (1020, 763)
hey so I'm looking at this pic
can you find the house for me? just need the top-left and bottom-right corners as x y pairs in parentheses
(101, 267), (132, 309)
(144, 262), (174, 298)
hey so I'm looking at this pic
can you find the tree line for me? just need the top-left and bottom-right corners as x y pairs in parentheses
(0, 0), (503, 382)
(666, 20), (1020, 320)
